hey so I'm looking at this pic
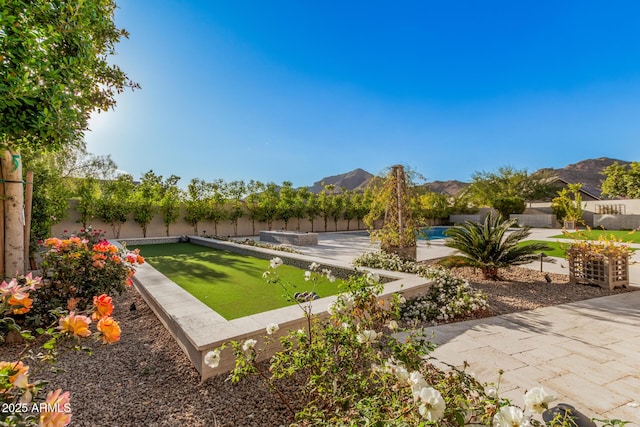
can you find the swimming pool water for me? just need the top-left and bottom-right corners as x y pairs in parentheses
(419, 226), (450, 240)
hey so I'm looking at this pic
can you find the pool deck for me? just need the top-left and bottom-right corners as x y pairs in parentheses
(293, 229), (640, 423)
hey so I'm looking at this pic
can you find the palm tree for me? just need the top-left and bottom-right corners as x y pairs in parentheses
(445, 214), (550, 280)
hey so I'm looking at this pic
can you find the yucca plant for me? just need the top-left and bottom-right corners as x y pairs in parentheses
(445, 214), (550, 280)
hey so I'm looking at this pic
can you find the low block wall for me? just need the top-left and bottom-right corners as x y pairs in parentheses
(259, 230), (319, 246)
(119, 237), (183, 246)
(510, 214), (557, 228)
(593, 214), (640, 230)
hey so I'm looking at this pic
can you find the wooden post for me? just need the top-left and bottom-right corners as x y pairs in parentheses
(2, 150), (24, 276)
(0, 158), (4, 278)
(24, 171), (33, 272)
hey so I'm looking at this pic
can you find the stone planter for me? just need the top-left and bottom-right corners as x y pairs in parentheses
(563, 219), (576, 230)
(568, 252), (629, 290)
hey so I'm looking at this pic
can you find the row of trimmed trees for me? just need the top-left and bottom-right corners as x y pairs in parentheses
(33, 161), (572, 242)
(31, 150), (634, 249)
(69, 174), (377, 238)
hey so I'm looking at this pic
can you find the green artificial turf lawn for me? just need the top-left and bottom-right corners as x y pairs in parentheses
(518, 240), (569, 258)
(550, 229), (640, 243)
(520, 238), (637, 259)
(131, 243), (342, 320)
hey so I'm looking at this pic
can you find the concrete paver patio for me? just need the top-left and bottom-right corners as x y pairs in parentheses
(294, 229), (640, 424)
(425, 292), (640, 423)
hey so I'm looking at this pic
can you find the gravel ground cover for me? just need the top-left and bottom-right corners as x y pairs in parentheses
(448, 266), (636, 316)
(3, 268), (636, 426)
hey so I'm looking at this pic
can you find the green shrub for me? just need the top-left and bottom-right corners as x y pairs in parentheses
(445, 215), (550, 280)
(353, 251), (489, 324)
(492, 196), (526, 218)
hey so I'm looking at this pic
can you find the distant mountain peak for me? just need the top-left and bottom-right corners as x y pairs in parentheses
(423, 180), (469, 196)
(308, 168), (374, 193)
(305, 157), (633, 198)
(563, 157), (628, 171)
(539, 157), (631, 199)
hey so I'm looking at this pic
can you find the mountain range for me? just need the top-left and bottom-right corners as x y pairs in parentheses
(308, 157), (632, 199)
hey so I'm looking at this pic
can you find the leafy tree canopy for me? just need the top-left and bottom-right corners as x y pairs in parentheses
(468, 166), (557, 208)
(1, 0), (138, 151)
(551, 183), (585, 223)
(601, 161), (640, 199)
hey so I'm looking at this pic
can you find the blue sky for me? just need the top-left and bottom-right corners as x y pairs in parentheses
(86, 1), (640, 188)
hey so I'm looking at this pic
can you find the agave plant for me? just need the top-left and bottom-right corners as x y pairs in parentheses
(445, 214), (550, 280)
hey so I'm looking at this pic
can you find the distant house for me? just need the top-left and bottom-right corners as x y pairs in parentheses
(538, 157), (631, 201)
(550, 177), (601, 201)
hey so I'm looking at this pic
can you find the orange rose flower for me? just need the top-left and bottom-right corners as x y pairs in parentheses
(97, 316), (121, 344)
(43, 237), (62, 249)
(91, 253), (107, 268)
(40, 388), (72, 427)
(91, 294), (114, 320)
(0, 361), (30, 390)
(58, 313), (92, 338)
(92, 241), (118, 253)
(8, 293), (33, 315)
(92, 253), (107, 261)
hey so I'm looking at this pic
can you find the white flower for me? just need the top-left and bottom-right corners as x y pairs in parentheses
(204, 349), (221, 368)
(382, 359), (409, 382)
(493, 406), (531, 427)
(365, 271), (380, 283)
(523, 387), (556, 414)
(321, 268), (336, 282)
(262, 271), (270, 278)
(398, 295), (406, 304)
(266, 323), (279, 335)
(387, 320), (398, 331)
(270, 257), (283, 269)
(309, 262), (320, 271)
(304, 270), (312, 281)
(242, 339), (257, 352)
(408, 371), (427, 392)
(356, 329), (380, 345)
(416, 387), (446, 422)
(485, 386), (498, 399)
